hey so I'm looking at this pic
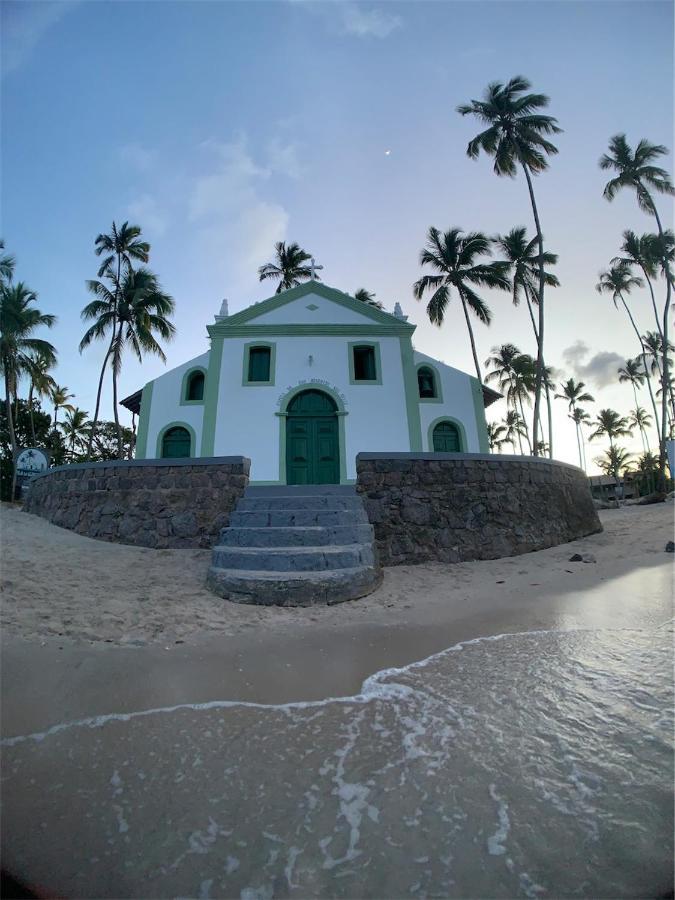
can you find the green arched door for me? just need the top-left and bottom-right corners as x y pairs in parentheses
(161, 426), (191, 458)
(286, 390), (340, 485)
(432, 421), (461, 453)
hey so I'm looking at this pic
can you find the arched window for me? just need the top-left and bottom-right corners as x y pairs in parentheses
(432, 421), (461, 453)
(417, 366), (436, 399)
(161, 426), (191, 458)
(186, 371), (204, 401)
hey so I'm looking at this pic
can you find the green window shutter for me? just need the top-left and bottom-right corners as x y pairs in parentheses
(353, 346), (376, 381)
(187, 372), (204, 401)
(248, 347), (271, 382)
(433, 421), (460, 453)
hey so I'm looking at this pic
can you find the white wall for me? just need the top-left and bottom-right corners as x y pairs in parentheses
(251, 291), (380, 326)
(414, 351), (481, 452)
(144, 352), (208, 457)
(213, 335), (411, 481)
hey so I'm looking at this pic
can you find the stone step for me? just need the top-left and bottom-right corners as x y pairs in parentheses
(219, 523), (374, 548)
(244, 485), (356, 497)
(211, 543), (375, 572)
(237, 495), (363, 512)
(206, 565), (383, 607)
(229, 508), (369, 528)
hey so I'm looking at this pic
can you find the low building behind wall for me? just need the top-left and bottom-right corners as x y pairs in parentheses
(24, 456), (250, 549)
(356, 452), (602, 566)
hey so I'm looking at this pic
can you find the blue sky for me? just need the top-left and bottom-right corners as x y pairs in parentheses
(2, 0), (673, 470)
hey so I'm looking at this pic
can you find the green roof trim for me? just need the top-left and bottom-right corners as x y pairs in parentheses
(208, 281), (416, 335)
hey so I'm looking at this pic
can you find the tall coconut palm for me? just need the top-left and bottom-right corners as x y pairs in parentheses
(109, 268), (176, 457)
(494, 226), (560, 455)
(487, 421), (507, 451)
(353, 288), (383, 309)
(501, 409), (527, 453)
(0, 282), (56, 497)
(600, 135), (674, 477)
(258, 242), (316, 294)
(555, 377), (595, 411)
(595, 445), (633, 499)
(51, 384), (75, 431)
(60, 407), (90, 459)
(81, 222), (150, 460)
(509, 353), (537, 452)
(618, 358), (645, 409)
(458, 76), (561, 454)
(612, 231), (663, 337)
(628, 406), (653, 454)
(413, 227), (510, 382)
(569, 407), (592, 470)
(589, 408), (632, 451)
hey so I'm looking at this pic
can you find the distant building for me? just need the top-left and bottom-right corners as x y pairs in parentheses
(588, 473), (638, 501)
(121, 281), (500, 485)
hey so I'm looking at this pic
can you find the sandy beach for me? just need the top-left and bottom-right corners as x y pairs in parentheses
(1, 503), (673, 899)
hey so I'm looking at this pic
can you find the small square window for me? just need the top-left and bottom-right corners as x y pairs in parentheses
(353, 346), (376, 381)
(248, 347), (271, 382)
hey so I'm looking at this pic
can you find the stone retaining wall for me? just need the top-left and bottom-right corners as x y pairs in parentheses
(356, 452), (602, 566)
(23, 457), (250, 549)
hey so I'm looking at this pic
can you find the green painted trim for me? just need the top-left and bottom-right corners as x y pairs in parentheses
(276, 383), (349, 485)
(470, 376), (490, 452)
(415, 362), (444, 403)
(209, 323), (414, 338)
(241, 341), (276, 386)
(427, 416), (468, 453)
(348, 341), (382, 385)
(399, 336), (423, 451)
(156, 421), (197, 459)
(215, 280), (413, 329)
(134, 380), (153, 459)
(200, 336), (224, 455)
(179, 365), (207, 406)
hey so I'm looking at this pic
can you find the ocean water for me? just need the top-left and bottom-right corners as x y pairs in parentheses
(2, 622), (673, 899)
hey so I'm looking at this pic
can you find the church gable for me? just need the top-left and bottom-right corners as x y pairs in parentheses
(222, 282), (405, 329)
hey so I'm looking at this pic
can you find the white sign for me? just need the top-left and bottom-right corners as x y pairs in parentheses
(15, 447), (50, 479)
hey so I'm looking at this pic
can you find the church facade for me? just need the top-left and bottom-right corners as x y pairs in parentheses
(125, 282), (498, 485)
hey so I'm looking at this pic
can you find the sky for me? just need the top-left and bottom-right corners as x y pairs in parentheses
(2, 0), (673, 473)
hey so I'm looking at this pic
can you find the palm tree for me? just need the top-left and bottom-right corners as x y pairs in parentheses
(618, 358), (645, 409)
(109, 268), (176, 457)
(0, 240), (15, 286)
(487, 421), (507, 451)
(413, 227), (510, 382)
(484, 343), (522, 395)
(612, 231), (663, 338)
(484, 344), (535, 452)
(51, 384), (75, 431)
(509, 353), (537, 452)
(555, 377), (595, 411)
(0, 282), (56, 497)
(458, 76), (561, 454)
(569, 407), (592, 470)
(494, 226), (559, 456)
(628, 406), (653, 454)
(60, 407), (90, 459)
(354, 288), (383, 309)
(642, 330), (675, 424)
(258, 242), (316, 294)
(25, 349), (57, 444)
(589, 408), (632, 451)
(501, 409), (527, 453)
(600, 135), (674, 477)
(80, 222), (150, 460)
(595, 445), (633, 499)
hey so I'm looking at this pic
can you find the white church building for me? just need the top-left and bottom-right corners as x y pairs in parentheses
(122, 281), (499, 485)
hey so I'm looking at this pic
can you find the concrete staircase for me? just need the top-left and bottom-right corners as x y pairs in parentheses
(207, 485), (382, 606)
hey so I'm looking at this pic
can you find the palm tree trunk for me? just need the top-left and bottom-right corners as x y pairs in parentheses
(523, 287), (553, 459)
(517, 396), (532, 453)
(643, 272), (664, 341)
(111, 326), (124, 459)
(521, 163), (545, 456)
(620, 295), (663, 453)
(458, 288), (483, 382)
(5, 374), (18, 501)
(85, 334), (115, 460)
(574, 420), (582, 468)
(28, 382), (36, 445)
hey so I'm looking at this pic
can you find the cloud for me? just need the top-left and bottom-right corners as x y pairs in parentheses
(562, 341), (626, 389)
(294, 2), (402, 39)
(119, 144), (158, 173)
(1, 0), (80, 76)
(267, 138), (303, 179)
(339, 3), (402, 38)
(127, 193), (168, 237)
